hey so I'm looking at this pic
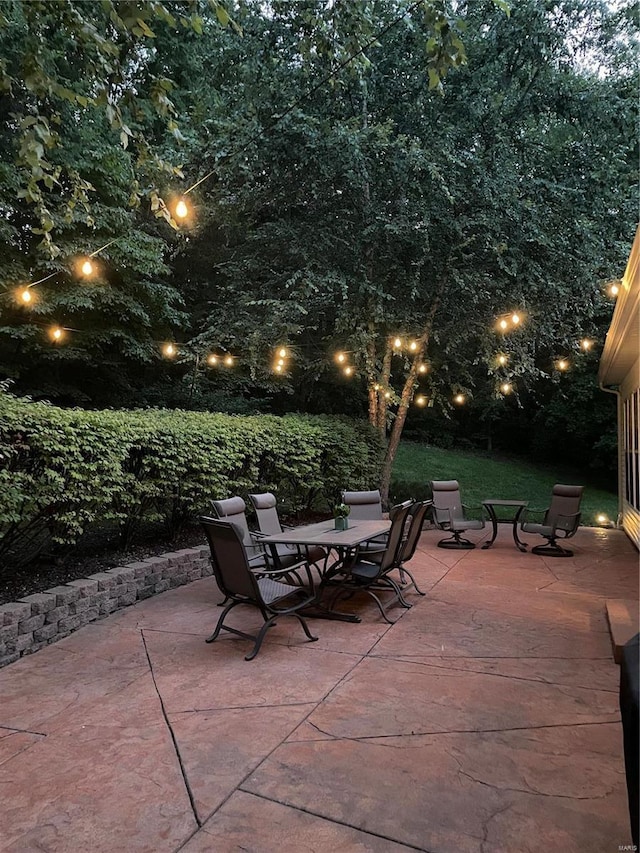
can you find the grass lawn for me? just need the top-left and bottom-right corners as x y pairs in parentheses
(391, 442), (618, 527)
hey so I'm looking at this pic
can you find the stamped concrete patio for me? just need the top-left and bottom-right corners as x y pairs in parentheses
(0, 524), (637, 852)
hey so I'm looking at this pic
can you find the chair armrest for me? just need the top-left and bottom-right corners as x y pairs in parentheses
(554, 511), (581, 533)
(462, 503), (486, 521)
(521, 507), (548, 525)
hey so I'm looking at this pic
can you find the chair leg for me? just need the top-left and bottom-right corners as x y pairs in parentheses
(291, 613), (319, 643)
(245, 615), (279, 661)
(206, 600), (241, 642)
(396, 567), (426, 596)
(437, 531), (475, 549)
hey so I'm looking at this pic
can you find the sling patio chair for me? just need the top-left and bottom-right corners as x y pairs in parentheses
(200, 517), (318, 661)
(430, 480), (485, 549)
(327, 502), (413, 624)
(520, 484), (584, 557)
(248, 492), (328, 572)
(212, 494), (307, 585)
(393, 499), (432, 595)
(210, 496), (269, 571)
(341, 489), (413, 553)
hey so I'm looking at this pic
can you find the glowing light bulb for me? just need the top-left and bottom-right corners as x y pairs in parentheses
(501, 383), (512, 394)
(207, 355), (218, 366)
(580, 339), (592, 351)
(336, 352), (345, 363)
(277, 358), (284, 366)
(511, 313), (520, 325)
(275, 364), (283, 373)
(557, 359), (568, 371)
(175, 199), (189, 219)
(278, 347), (287, 358)
(344, 366), (353, 376)
(415, 395), (426, 406)
(224, 355), (233, 366)
(610, 283), (619, 297)
(50, 326), (63, 342)
(418, 364), (427, 374)
(384, 391), (391, 399)
(499, 319), (508, 330)
(454, 393), (465, 404)
(163, 343), (176, 357)
(497, 354), (507, 366)
(409, 341), (417, 351)
(393, 337), (402, 349)
(596, 514), (608, 525)
(81, 259), (93, 276)
(374, 383), (380, 391)
(19, 288), (32, 304)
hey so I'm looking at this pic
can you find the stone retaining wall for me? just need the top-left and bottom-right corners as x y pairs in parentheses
(0, 546), (212, 668)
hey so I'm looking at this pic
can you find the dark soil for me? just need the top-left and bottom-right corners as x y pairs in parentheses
(0, 510), (332, 606)
(0, 525), (207, 606)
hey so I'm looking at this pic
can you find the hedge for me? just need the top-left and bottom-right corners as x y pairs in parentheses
(0, 392), (384, 565)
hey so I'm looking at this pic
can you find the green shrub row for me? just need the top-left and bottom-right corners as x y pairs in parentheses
(0, 392), (384, 564)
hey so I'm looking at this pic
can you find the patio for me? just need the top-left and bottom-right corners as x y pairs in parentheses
(0, 524), (637, 852)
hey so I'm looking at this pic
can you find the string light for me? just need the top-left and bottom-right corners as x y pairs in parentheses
(17, 287), (33, 305)
(580, 339), (592, 351)
(497, 354), (508, 366)
(374, 383), (381, 391)
(175, 198), (189, 220)
(207, 354), (218, 366)
(336, 352), (346, 363)
(81, 259), (94, 277)
(278, 347), (287, 358)
(556, 358), (569, 371)
(496, 312), (524, 333)
(163, 343), (176, 358)
(275, 364), (283, 373)
(384, 391), (392, 399)
(224, 355), (234, 366)
(409, 340), (417, 351)
(393, 337), (402, 349)
(418, 363), (427, 374)
(500, 383), (512, 395)
(344, 366), (353, 376)
(609, 282), (619, 297)
(415, 395), (427, 406)
(454, 393), (465, 404)
(50, 326), (64, 343)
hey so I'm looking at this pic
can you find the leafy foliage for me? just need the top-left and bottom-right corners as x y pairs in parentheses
(0, 390), (383, 565)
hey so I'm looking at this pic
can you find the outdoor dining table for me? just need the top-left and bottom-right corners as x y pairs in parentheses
(481, 499), (528, 552)
(259, 518), (391, 623)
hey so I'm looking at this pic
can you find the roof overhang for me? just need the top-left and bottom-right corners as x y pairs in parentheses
(598, 224), (640, 387)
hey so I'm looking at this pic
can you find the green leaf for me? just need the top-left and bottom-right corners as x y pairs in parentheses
(215, 5), (230, 27)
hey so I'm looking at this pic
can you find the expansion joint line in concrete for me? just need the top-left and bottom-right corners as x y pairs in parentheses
(0, 724), (46, 737)
(240, 789), (437, 853)
(139, 629), (202, 828)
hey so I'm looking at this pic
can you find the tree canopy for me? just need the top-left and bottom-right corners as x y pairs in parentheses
(0, 0), (636, 495)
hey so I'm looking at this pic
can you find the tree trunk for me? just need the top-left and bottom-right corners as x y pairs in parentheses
(379, 288), (445, 506)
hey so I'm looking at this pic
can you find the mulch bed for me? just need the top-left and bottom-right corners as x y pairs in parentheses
(0, 510), (332, 606)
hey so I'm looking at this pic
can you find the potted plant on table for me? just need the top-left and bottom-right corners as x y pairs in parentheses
(333, 502), (351, 531)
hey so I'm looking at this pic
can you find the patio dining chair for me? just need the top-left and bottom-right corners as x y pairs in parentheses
(430, 480), (485, 549)
(341, 489), (413, 553)
(211, 496), (268, 571)
(520, 484), (584, 557)
(248, 492), (328, 571)
(393, 499), (432, 595)
(328, 502), (413, 624)
(200, 517), (318, 661)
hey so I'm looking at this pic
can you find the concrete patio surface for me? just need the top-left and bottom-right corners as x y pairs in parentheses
(0, 525), (637, 852)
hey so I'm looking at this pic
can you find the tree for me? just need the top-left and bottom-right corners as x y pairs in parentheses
(176, 0), (636, 501)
